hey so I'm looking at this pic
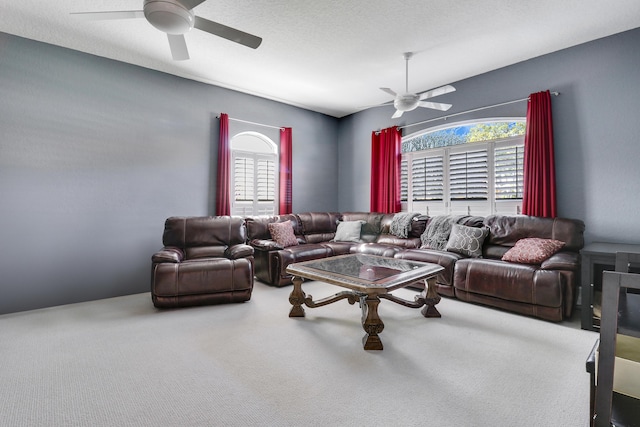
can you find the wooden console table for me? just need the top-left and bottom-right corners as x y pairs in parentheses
(580, 242), (640, 331)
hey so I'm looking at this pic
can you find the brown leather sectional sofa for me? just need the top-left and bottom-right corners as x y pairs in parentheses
(245, 212), (585, 322)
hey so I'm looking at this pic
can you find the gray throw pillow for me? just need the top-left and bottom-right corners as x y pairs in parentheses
(333, 220), (365, 243)
(445, 224), (489, 258)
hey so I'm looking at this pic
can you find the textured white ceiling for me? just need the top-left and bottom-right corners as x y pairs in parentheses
(2, 0), (640, 117)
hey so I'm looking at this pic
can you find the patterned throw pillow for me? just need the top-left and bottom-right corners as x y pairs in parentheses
(502, 238), (565, 264)
(333, 220), (365, 242)
(445, 224), (489, 258)
(267, 220), (299, 248)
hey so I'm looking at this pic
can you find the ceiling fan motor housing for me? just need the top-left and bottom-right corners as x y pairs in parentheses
(394, 94), (420, 112)
(144, 0), (194, 34)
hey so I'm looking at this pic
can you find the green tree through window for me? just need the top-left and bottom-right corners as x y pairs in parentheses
(402, 121), (525, 152)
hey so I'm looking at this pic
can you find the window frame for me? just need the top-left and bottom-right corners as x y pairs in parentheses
(229, 132), (278, 216)
(401, 120), (525, 216)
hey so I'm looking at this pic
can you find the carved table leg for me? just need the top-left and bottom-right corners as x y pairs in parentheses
(289, 276), (306, 317)
(421, 277), (442, 318)
(361, 295), (384, 350)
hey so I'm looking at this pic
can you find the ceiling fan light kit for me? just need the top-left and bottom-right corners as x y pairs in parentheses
(380, 52), (456, 119)
(144, 0), (195, 34)
(394, 94), (420, 112)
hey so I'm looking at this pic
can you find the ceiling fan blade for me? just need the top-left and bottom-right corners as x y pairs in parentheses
(380, 87), (397, 97)
(167, 34), (190, 60)
(194, 16), (262, 49)
(418, 101), (452, 111)
(419, 85), (456, 100)
(70, 11), (145, 21)
(177, 0), (207, 10)
(392, 109), (404, 119)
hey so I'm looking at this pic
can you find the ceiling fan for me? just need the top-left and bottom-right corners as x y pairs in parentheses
(71, 0), (262, 61)
(380, 52), (455, 119)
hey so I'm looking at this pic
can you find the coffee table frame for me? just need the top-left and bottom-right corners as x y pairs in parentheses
(285, 254), (444, 350)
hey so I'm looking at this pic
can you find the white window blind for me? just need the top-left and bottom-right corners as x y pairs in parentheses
(449, 148), (488, 200)
(494, 144), (524, 199)
(234, 156), (254, 201)
(400, 159), (408, 202)
(256, 158), (275, 202)
(412, 155), (444, 201)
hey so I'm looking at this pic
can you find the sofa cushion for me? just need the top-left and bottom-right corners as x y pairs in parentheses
(297, 212), (341, 243)
(341, 212), (384, 241)
(484, 215), (584, 251)
(390, 212), (420, 238)
(186, 246), (227, 259)
(163, 216), (247, 248)
(421, 215), (468, 250)
(454, 258), (564, 309)
(394, 248), (464, 288)
(446, 224), (489, 258)
(245, 214), (301, 240)
(502, 238), (565, 264)
(277, 244), (333, 267)
(268, 221), (299, 248)
(333, 220), (365, 242)
(354, 242), (403, 258)
(376, 234), (421, 249)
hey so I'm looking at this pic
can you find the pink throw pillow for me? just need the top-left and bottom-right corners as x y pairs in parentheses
(268, 221), (299, 248)
(502, 238), (565, 264)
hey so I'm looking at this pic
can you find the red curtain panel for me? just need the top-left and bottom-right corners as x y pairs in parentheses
(522, 90), (557, 218)
(279, 127), (293, 214)
(370, 126), (402, 213)
(215, 113), (231, 216)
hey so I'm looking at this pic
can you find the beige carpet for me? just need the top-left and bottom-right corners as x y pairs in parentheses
(0, 281), (598, 426)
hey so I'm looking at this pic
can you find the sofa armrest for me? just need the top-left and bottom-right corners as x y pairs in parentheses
(152, 247), (184, 263)
(226, 244), (255, 259)
(250, 239), (284, 251)
(540, 251), (579, 270)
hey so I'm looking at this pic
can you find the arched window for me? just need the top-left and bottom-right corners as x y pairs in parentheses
(230, 132), (278, 216)
(401, 119), (525, 216)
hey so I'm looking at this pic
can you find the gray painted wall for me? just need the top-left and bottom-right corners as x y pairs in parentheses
(0, 33), (338, 314)
(338, 27), (640, 247)
(2, 27), (640, 314)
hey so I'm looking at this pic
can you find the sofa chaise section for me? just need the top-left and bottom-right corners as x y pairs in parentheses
(452, 215), (585, 321)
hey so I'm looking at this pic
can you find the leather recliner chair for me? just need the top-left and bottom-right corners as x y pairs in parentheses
(151, 216), (254, 308)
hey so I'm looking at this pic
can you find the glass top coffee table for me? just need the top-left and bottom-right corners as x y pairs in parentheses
(285, 254), (444, 350)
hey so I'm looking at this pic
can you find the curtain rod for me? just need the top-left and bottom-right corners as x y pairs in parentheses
(396, 91), (560, 132)
(217, 115), (285, 131)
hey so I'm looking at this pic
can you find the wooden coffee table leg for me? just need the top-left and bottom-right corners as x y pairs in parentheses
(361, 295), (384, 350)
(421, 277), (442, 318)
(289, 276), (306, 317)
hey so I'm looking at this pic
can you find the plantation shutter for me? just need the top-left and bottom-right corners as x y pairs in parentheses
(400, 159), (408, 202)
(234, 156), (254, 202)
(449, 149), (488, 200)
(256, 158), (275, 202)
(411, 155), (444, 201)
(495, 144), (524, 199)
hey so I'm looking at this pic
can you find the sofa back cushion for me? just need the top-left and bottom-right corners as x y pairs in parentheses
(297, 212), (341, 243)
(409, 215), (430, 237)
(244, 214), (301, 240)
(341, 212), (385, 242)
(483, 215), (585, 251)
(379, 214), (395, 234)
(163, 216), (247, 249)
